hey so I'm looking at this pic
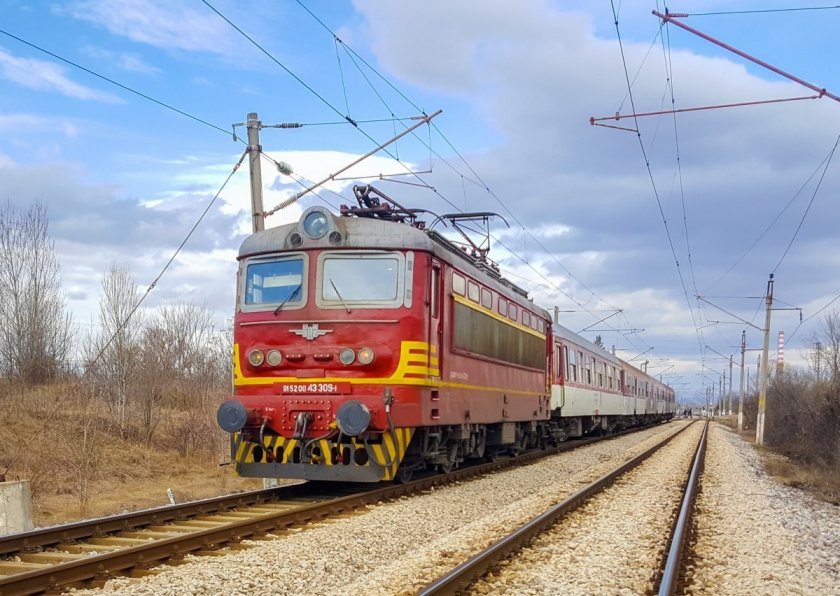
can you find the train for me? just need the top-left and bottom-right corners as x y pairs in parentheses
(216, 185), (675, 482)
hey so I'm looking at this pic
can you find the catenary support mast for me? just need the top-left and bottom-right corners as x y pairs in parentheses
(756, 275), (774, 445)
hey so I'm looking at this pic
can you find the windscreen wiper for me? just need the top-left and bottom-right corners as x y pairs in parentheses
(273, 284), (302, 315)
(329, 278), (352, 313)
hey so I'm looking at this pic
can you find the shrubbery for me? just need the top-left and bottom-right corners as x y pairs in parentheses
(739, 310), (840, 501)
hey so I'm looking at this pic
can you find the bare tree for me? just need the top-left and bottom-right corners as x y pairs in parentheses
(85, 265), (142, 437)
(0, 201), (74, 384)
(133, 302), (230, 444)
(809, 309), (840, 386)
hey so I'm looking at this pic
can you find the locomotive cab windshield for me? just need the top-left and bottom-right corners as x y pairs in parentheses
(241, 254), (307, 311)
(317, 251), (409, 309)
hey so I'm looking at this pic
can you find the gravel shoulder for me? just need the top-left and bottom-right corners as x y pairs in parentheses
(688, 423), (840, 595)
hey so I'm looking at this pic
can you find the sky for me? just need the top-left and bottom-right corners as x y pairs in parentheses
(2, 0), (840, 404)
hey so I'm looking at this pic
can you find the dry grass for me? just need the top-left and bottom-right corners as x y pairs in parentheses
(0, 381), (260, 526)
(761, 450), (840, 506)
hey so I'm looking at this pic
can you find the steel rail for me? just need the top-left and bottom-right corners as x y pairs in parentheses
(419, 421), (695, 595)
(0, 483), (315, 556)
(658, 419), (709, 595)
(0, 422), (670, 595)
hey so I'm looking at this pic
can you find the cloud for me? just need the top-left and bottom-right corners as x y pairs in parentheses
(67, 0), (238, 57)
(118, 54), (161, 74)
(0, 47), (122, 102)
(82, 45), (161, 74)
(0, 158), (246, 321)
(349, 0), (840, 399)
(0, 146), (420, 330)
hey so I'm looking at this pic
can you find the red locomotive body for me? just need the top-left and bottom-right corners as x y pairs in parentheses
(218, 194), (552, 482)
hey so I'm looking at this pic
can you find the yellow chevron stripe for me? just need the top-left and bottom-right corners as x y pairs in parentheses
(233, 428), (415, 481)
(371, 444), (385, 466)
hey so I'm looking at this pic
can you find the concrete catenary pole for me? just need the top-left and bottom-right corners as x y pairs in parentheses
(738, 330), (746, 431)
(756, 274), (775, 445)
(728, 354), (733, 415)
(247, 112), (265, 233)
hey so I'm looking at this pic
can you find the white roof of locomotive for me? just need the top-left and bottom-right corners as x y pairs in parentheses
(239, 208), (550, 319)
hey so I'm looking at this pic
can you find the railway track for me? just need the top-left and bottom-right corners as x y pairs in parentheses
(0, 425), (648, 595)
(419, 419), (707, 595)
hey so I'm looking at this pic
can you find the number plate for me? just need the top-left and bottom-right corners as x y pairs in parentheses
(278, 382), (350, 394)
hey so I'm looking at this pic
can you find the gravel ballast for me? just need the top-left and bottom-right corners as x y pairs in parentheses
(69, 421), (840, 595)
(72, 422), (689, 596)
(469, 419), (705, 594)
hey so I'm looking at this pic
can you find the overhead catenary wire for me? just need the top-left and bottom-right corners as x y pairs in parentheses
(609, 1), (703, 355)
(684, 5), (840, 17)
(660, 9), (701, 300)
(0, 27), (232, 137)
(0, 27), (387, 137)
(771, 132), (840, 274)
(201, 1), (662, 354)
(705, 137), (840, 293)
(292, 0), (637, 324)
(658, 0), (710, 390)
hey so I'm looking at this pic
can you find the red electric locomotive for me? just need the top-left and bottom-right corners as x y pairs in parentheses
(217, 186), (553, 482)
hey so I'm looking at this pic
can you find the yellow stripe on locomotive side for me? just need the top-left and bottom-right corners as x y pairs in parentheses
(234, 341), (446, 387)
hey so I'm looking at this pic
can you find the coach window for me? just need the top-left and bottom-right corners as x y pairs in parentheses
(570, 348), (577, 381)
(498, 298), (507, 317)
(509, 304), (518, 321)
(453, 272), (466, 295)
(578, 351), (584, 382)
(481, 288), (492, 309)
(564, 346), (570, 381)
(522, 311), (530, 327)
(597, 362), (604, 387)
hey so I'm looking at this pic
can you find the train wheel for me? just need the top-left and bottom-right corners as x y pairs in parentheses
(397, 465), (414, 483)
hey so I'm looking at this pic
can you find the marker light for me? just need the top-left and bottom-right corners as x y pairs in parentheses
(248, 349), (265, 367)
(357, 347), (375, 365)
(339, 348), (356, 365)
(266, 350), (283, 366)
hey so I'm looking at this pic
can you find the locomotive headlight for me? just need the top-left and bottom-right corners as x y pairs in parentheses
(357, 347), (375, 365)
(248, 349), (265, 367)
(339, 347), (356, 365)
(266, 349), (283, 366)
(302, 210), (329, 239)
